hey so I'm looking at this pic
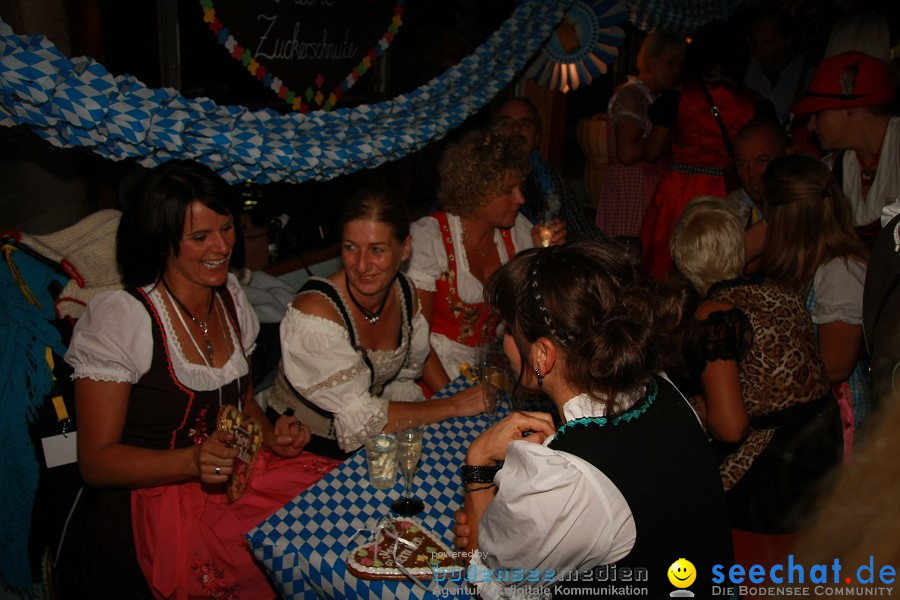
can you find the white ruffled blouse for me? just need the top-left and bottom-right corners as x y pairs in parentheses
(406, 212), (534, 378)
(65, 273), (258, 391)
(471, 393), (638, 600)
(278, 278), (431, 452)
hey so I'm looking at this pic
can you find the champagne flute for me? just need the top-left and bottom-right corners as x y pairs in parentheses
(391, 417), (425, 515)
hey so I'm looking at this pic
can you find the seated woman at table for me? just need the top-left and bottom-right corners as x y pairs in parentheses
(453, 241), (732, 599)
(64, 160), (341, 599)
(408, 129), (565, 391)
(670, 198), (842, 532)
(268, 186), (485, 457)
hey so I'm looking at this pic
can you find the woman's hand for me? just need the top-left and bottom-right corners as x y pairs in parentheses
(450, 384), (488, 418)
(267, 414), (311, 458)
(197, 429), (239, 484)
(466, 411), (556, 466)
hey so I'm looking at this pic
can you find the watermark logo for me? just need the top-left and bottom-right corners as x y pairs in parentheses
(668, 558), (697, 597)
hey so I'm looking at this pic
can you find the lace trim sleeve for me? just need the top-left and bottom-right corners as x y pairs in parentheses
(698, 308), (754, 364)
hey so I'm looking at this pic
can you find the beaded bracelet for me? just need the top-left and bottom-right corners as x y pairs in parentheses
(461, 465), (501, 484)
(464, 483), (498, 493)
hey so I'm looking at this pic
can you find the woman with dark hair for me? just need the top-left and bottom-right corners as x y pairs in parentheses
(761, 154), (871, 451)
(640, 21), (764, 278)
(408, 129), (563, 392)
(452, 241), (732, 599)
(267, 186), (484, 457)
(65, 160), (340, 599)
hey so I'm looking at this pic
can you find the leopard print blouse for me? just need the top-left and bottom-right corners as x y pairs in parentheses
(697, 277), (831, 490)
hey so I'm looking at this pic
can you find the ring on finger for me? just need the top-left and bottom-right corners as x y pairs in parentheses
(215, 466), (222, 475)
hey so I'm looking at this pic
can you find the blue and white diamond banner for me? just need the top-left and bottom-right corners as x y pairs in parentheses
(0, 0), (574, 185)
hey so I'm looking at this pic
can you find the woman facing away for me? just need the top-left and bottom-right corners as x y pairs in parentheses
(640, 21), (763, 278)
(595, 29), (685, 239)
(408, 129), (565, 391)
(671, 198), (842, 533)
(761, 155), (871, 451)
(266, 186), (484, 457)
(453, 241), (732, 599)
(63, 160), (340, 599)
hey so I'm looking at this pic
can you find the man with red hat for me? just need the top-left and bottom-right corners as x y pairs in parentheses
(793, 51), (899, 244)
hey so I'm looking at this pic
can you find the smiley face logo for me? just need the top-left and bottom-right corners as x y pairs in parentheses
(668, 558), (696, 588)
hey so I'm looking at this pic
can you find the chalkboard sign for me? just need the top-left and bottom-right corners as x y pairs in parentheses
(192, 0), (401, 111)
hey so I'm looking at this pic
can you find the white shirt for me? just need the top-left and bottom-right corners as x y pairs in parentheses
(471, 394), (637, 600)
(811, 256), (866, 326)
(65, 273), (258, 391)
(406, 212), (534, 378)
(826, 116), (900, 226)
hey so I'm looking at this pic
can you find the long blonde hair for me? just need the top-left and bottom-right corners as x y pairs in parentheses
(760, 155), (869, 289)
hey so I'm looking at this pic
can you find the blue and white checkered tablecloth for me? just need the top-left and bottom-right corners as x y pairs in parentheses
(247, 377), (486, 599)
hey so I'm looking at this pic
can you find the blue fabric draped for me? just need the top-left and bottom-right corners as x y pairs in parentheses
(0, 246), (67, 594)
(0, 0), (573, 185)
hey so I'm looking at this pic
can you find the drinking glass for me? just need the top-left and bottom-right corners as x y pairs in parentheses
(365, 433), (398, 490)
(391, 417), (425, 515)
(536, 222), (555, 247)
(537, 199), (561, 247)
(481, 365), (510, 424)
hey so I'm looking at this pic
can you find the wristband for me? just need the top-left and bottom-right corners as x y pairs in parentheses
(461, 465), (501, 484)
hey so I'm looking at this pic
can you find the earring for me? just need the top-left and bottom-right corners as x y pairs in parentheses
(534, 368), (543, 387)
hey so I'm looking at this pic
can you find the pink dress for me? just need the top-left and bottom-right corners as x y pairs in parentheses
(132, 451), (338, 599)
(595, 78), (668, 238)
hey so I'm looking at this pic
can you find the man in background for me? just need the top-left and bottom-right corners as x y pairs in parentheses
(744, 8), (813, 127)
(493, 97), (605, 241)
(727, 118), (792, 228)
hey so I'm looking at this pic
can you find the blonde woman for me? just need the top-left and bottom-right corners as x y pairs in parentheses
(671, 198), (841, 533)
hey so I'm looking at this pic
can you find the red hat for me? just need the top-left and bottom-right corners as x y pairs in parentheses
(792, 51), (896, 115)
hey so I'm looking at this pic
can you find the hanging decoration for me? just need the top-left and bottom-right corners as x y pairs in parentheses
(0, 0), (575, 185)
(526, 0), (626, 93)
(199, 0), (405, 113)
(626, 0), (758, 37)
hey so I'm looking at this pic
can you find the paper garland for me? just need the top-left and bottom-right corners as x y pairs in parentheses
(0, 0), (575, 185)
(626, 0), (759, 37)
(199, 0), (405, 113)
(526, 0), (626, 92)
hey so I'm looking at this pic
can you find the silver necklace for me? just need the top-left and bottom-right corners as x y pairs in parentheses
(162, 278), (215, 361)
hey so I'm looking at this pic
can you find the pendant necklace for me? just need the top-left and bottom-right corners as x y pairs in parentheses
(858, 138), (884, 186)
(345, 273), (390, 324)
(462, 225), (491, 257)
(162, 278), (215, 361)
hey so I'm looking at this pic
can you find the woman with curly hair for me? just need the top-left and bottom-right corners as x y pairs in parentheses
(408, 129), (564, 390)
